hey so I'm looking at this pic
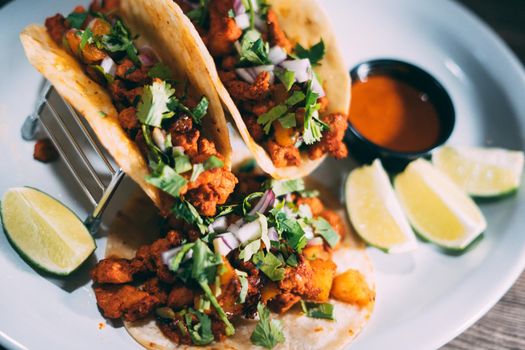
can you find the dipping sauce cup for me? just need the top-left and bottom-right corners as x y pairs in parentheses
(345, 59), (455, 172)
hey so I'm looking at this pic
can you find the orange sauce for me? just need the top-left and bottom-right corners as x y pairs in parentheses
(349, 75), (441, 152)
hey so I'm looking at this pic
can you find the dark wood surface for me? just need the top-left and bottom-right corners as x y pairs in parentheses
(442, 1), (525, 349)
(0, 0), (523, 349)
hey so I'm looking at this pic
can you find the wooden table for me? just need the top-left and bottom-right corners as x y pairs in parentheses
(442, 1), (525, 349)
(0, 0), (523, 349)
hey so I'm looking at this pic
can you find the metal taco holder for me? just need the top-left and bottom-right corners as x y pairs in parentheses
(21, 82), (124, 234)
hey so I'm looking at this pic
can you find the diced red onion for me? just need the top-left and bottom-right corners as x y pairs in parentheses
(311, 74), (325, 97)
(219, 232), (240, 250)
(236, 220), (263, 245)
(213, 232), (239, 256)
(235, 13), (250, 30)
(233, 0), (246, 15)
(235, 65), (275, 84)
(152, 128), (167, 151)
(307, 237), (324, 247)
(208, 216), (228, 233)
(138, 45), (158, 67)
(268, 227), (279, 242)
(269, 46), (287, 65)
(235, 68), (256, 84)
(280, 59), (311, 83)
(100, 56), (116, 77)
(248, 189), (275, 216)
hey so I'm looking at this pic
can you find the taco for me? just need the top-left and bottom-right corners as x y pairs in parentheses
(20, 0), (238, 218)
(174, 0), (351, 179)
(91, 171), (375, 349)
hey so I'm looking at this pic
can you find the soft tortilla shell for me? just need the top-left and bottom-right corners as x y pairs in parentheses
(106, 173), (374, 350)
(20, 0), (232, 215)
(183, 0), (351, 179)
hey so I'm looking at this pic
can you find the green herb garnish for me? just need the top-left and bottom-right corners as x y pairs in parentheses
(312, 217), (340, 248)
(300, 301), (335, 320)
(294, 39), (325, 65)
(250, 303), (285, 349)
(137, 80), (176, 127)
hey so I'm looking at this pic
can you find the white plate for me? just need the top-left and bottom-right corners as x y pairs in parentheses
(0, 0), (524, 349)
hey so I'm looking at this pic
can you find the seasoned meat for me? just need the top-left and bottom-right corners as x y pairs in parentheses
(184, 167), (238, 217)
(190, 138), (219, 164)
(206, 0), (242, 56)
(94, 285), (160, 321)
(89, 0), (119, 13)
(45, 14), (69, 44)
(223, 71), (273, 101)
(109, 79), (143, 107)
(244, 115), (265, 142)
(268, 292), (301, 314)
(279, 256), (320, 300)
(143, 277), (169, 304)
(116, 58), (150, 85)
(91, 257), (135, 284)
(170, 128), (200, 157)
(266, 9), (292, 53)
(266, 140), (301, 168)
(118, 107), (139, 135)
(308, 113), (348, 160)
(33, 138), (59, 163)
(169, 115), (194, 134)
(320, 209), (345, 239)
(167, 284), (195, 310)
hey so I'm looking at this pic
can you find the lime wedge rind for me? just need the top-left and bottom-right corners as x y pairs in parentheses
(345, 159), (417, 254)
(1, 187), (96, 276)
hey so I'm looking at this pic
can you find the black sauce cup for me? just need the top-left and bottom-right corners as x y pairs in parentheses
(345, 59), (456, 172)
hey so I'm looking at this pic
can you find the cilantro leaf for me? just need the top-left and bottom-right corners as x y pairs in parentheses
(99, 19), (139, 64)
(185, 309), (215, 345)
(300, 301), (335, 320)
(239, 239), (261, 262)
(190, 163), (205, 182)
(147, 63), (173, 80)
(275, 68), (295, 91)
(267, 179), (305, 197)
(250, 303), (285, 349)
(172, 199), (207, 234)
(79, 28), (93, 51)
(252, 251), (285, 281)
(186, 0), (210, 28)
(302, 80), (327, 145)
(204, 155), (224, 170)
(239, 30), (270, 66)
(257, 104), (288, 134)
(277, 215), (307, 253)
(66, 11), (88, 29)
(191, 96), (209, 124)
(286, 254), (298, 267)
(145, 163), (187, 197)
(294, 39), (325, 65)
(285, 91), (306, 107)
(312, 217), (340, 247)
(174, 153), (192, 174)
(236, 269), (249, 303)
(137, 80), (176, 127)
(278, 113), (296, 129)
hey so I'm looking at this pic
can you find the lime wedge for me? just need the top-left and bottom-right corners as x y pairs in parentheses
(345, 159), (417, 253)
(1, 187), (95, 275)
(394, 159), (487, 250)
(433, 146), (524, 197)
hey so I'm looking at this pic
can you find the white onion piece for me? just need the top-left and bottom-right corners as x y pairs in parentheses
(268, 46), (287, 65)
(214, 237), (233, 256)
(152, 128), (167, 152)
(209, 216), (228, 233)
(236, 220), (262, 246)
(311, 74), (325, 97)
(233, 0), (246, 15)
(235, 13), (250, 30)
(235, 68), (256, 84)
(280, 59), (311, 83)
(219, 232), (240, 250)
(138, 45), (158, 67)
(307, 237), (324, 247)
(268, 227), (279, 242)
(303, 225), (315, 240)
(100, 56), (116, 77)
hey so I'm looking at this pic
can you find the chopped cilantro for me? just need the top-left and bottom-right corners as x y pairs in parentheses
(147, 63), (173, 80)
(90, 64), (114, 84)
(239, 239), (261, 262)
(252, 251), (285, 281)
(190, 163), (204, 182)
(172, 199), (207, 234)
(250, 303), (285, 349)
(239, 30), (270, 66)
(312, 217), (340, 248)
(278, 113), (296, 129)
(191, 96), (209, 124)
(294, 39), (326, 65)
(285, 91), (306, 107)
(302, 80), (327, 145)
(236, 269), (249, 303)
(79, 28), (93, 51)
(242, 192), (264, 215)
(204, 155), (224, 170)
(300, 301), (335, 320)
(145, 163), (187, 197)
(278, 216), (307, 253)
(268, 178), (305, 197)
(286, 254), (298, 267)
(174, 154), (192, 174)
(66, 11), (88, 29)
(137, 80), (175, 127)
(257, 104), (288, 134)
(187, 0), (210, 28)
(185, 309), (215, 345)
(275, 68), (295, 91)
(99, 19), (139, 64)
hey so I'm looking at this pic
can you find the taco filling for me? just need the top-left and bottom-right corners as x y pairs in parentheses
(91, 175), (374, 348)
(175, 0), (349, 168)
(43, 1), (237, 216)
